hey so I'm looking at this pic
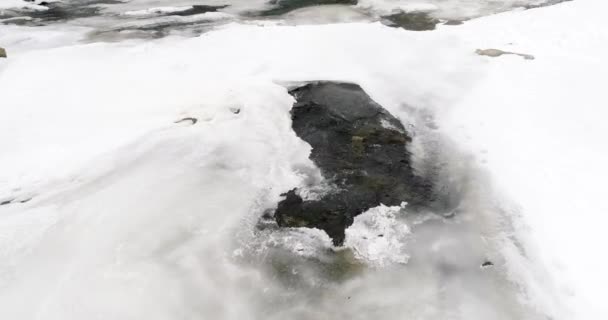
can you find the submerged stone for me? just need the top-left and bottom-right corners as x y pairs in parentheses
(382, 11), (440, 31)
(266, 246), (364, 287)
(259, 0), (358, 16)
(274, 82), (432, 245)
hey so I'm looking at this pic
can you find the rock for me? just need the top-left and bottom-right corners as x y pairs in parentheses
(0, 47), (6, 58)
(444, 20), (463, 26)
(274, 82), (432, 245)
(476, 48), (535, 60)
(259, 0), (358, 16)
(481, 261), (494, 268)
(174, 117), (198, 125)
(172, 5), (229, 16)
(382, 11), (440, 31)
(475, 49), (504, 57)
(0, 196), (34, 206)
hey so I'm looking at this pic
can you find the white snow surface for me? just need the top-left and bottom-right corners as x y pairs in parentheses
(344, 204), (411, 266)
(1, 0), (607, 319)
(357, 0), (558, 18)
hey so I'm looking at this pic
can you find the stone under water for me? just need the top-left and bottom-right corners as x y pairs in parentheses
(274, 82), (432, 245)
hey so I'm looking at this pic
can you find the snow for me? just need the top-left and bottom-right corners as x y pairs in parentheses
(345, 204), (411, 266)
(437, 1), (608, 317)
(1, 0), (607, 319)
(357, 0), (556, 18)
(0, 80), (311, 318)
(0, 22), (477, 193)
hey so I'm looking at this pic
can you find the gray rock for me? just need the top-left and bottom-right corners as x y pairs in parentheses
(382, 11), (440, 31)
(0, 47), (6, 58)
(170, 5), (228, 16)
(476, 48), (535, 60)
(258, 0), (358, 16)
(274, 82), (432, 245)
(174, 117), (198, 125)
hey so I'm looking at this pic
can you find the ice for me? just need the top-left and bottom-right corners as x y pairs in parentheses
(107, 11), (234, 32)
(0, 80), (312, 318)
(281, 5), (371, 25)
(1, 0), (607, 319)
(437, 2), (608, 317)
(0, 0), (48, 10)
(122, 6), (200, 17)
(344, 204), (411, 266)
(101, 0), (271, 16)
(357, 0), (563, 19)
(0, 20), (546, 319)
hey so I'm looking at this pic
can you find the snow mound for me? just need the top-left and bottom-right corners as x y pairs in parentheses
(345, 204), (411, 266)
